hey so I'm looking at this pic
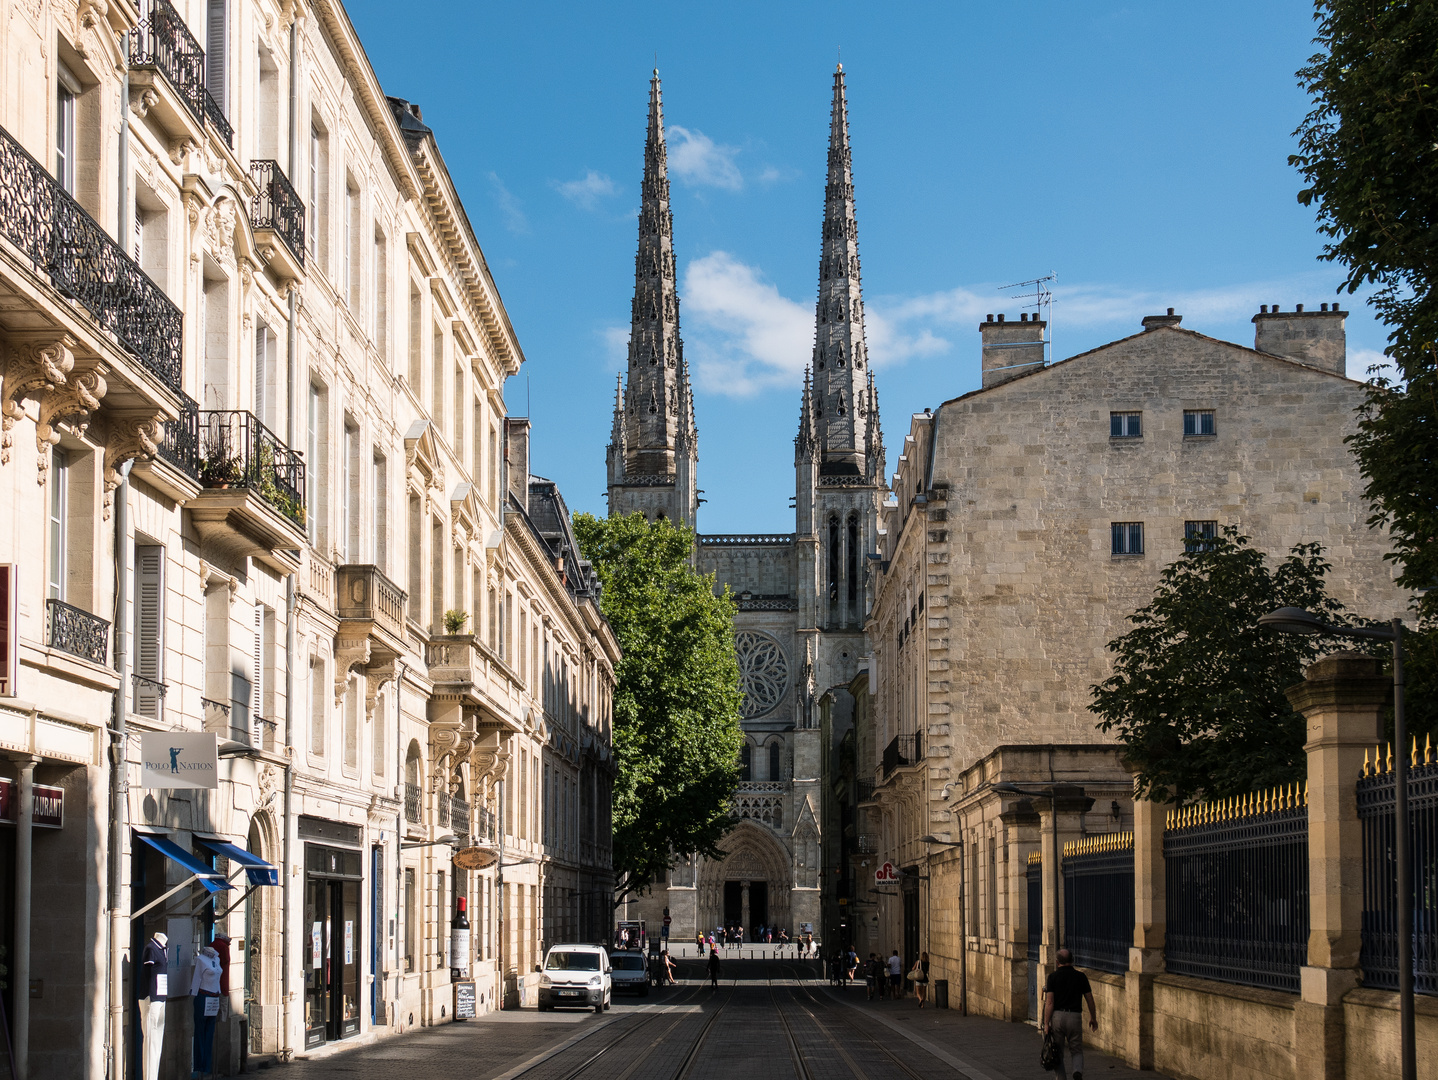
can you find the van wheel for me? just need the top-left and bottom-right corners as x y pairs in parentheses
(594, 1000), (604, 1015)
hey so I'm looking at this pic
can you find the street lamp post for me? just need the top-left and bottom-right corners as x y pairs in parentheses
(1259, 607), (1414, 1080)
(919, 834), (965, 1013)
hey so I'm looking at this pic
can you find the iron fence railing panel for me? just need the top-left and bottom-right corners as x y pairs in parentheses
(249, 160), (306, 265)
(404, 783), (421, 824)
(196, 409), (305, 527)
(1357, 743), (1438, 996)
(0, 126), (184, 393)
(203, 88), (233, 148)
(1164, 785), (1310, 993)
(127, 0), (205, 122)
(1062, 832), (1134, 974)
(450, 797), (471, 839)
(45, 598), (110, 665)
(157, 393), (201, 478)
(881, 732), (923, 779)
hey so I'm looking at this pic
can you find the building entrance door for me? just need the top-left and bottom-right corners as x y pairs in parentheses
(749, 881), (768, 934)
(1026, 857), (1042, 1020)
(303, 843), (362, 1049)
(722, 881), (742, 930)
(901, 868), (920, 972)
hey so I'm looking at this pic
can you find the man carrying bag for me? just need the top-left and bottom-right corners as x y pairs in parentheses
(1041, 948), (1097, 1079)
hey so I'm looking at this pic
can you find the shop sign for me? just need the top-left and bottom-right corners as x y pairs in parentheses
(454, 981), (476, 1020)
(875, 861), (900, 883)
(451, 846), (496, 870)
(0, 779), (63, 828)
(139, 732), (218, 790)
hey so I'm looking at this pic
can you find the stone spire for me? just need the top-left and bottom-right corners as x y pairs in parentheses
(613, 68), (691, 479)
(863, 370), (885, 483)
(795, 366), (819, 464)
(807, 64), (872, 476)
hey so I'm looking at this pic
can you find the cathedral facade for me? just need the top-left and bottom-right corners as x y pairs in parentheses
(610, 68), (884, 941)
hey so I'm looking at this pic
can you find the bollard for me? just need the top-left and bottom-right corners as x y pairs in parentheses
(934, 979), (949, 1009)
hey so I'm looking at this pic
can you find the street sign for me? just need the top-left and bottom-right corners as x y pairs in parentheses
(452, 847), (497, 870)
(874, 861), (900, 883)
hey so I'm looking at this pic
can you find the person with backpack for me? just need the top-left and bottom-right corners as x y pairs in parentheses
(1041, 948), (1098, 1079)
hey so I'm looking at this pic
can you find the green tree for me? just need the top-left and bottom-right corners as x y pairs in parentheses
(573, 512), (745, 901)
(1291, 0), (1438, 739)
(1092, 528), (1362, 803)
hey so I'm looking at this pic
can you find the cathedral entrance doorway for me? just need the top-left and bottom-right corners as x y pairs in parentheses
(720, 880), (769, 934)
(699, 821), (792, 936)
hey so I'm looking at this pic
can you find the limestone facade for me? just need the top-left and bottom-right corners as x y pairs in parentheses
(0, 2), (616, 1077)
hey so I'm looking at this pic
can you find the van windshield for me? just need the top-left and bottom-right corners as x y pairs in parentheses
(546, 951), (601, 971)
(610, 956), (645, 970)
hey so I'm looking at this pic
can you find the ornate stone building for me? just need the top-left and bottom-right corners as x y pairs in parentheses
(614, 67), (884, 941)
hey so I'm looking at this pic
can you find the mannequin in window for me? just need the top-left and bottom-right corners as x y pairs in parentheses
(191, 942), (223, 1076)
(139, 931), (169, 1080)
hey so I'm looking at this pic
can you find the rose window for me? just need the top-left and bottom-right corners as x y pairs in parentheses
(735, 630), (788, 719)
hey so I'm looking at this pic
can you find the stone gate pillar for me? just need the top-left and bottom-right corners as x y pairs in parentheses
(1126, 791), (1171, 1069)
(1286, 652), (1388, 1080)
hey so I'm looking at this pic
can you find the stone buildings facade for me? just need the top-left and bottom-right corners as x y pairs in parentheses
(0, 1), (616, 1077)
(845, 306), (1411, 1015)
(613, 67), (883, 943)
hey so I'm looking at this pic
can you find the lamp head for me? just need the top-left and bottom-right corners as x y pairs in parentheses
(1258, 607), (1328, 636)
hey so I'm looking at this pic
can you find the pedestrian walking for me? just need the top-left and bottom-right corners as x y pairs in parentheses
(865, 953), (880, 1000)
(887, 950), (904, 999)
(663, 950), (678, 985)
(779, 928), (790, 951)
(707, 947), (722, 988)
(1041, 948), (1098, 1080)
(910, 951), (931, 1007)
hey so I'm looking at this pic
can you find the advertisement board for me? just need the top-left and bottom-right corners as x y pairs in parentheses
(140, 731), (219, 789)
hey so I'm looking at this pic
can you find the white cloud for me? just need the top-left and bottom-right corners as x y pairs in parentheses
(1348, 347), (1394, 383)
(668, 126), (743, 191)
(601, 325), (630, 371)
(683, 251), (812, 395)
(554, 169), (617, 211)
(486, 172), (528, 234)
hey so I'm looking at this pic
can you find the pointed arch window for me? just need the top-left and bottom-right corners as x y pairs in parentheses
(768, 741), (781, 782)
(847, 512), (859, 619)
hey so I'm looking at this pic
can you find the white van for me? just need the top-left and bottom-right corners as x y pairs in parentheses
(538, 944), (611, 1013)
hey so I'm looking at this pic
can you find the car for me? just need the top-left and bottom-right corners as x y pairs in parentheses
(537, 944), (611, 1013)
(608, 950), (649, 996)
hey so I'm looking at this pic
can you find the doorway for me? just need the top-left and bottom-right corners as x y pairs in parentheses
(303, 843), (362, 1049)
(748, 881), (768, 934)
(723, 881), (741, 930)
(901, 868), (920, 972)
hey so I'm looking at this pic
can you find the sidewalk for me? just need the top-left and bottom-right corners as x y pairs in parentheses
(818, 983), (1170, 1080)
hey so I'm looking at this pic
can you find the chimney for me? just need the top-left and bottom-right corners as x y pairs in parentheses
(980, 314), (1046, 389)
(1253, 303), (1347, 375)
(1141, 307), (1183, 331)
(506, 417), (530, 515)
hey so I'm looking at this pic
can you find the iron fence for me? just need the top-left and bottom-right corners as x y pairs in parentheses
(882, 732), (922, 778)
(1062, 832), (1134, 974)
(196, 409), (305, 527)
(157, 393), (201, 478)
(1357, 740), (1438, 995)
(203, 88), (233, 147)
(0, 126), (184, 393)
(449, 796), (471, 839)
(127, 0), (205, 122)
(45, 598), (109, 665)
(248, 160), (305, 265)
(404, 783), (421, 824)
(1164, 784), (1309, 992)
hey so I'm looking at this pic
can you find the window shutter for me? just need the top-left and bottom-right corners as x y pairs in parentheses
(206, 0), (227, 108)
(134, 546), (165, 718)
(252, 602), (264, 744)
(254, 325), (268, 428)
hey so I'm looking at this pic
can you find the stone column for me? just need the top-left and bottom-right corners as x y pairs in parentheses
(1032, 785), (1094, 973)
(1126, 791), (1171, 1069)
(741, 881), (750, 937)
(1287, 652), (1388, 1080)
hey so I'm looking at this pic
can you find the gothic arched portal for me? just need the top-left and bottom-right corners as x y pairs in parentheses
(696, 820), (793, 935)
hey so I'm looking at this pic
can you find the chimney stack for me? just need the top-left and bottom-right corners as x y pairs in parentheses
(1141, 308), (1183, 331)
(1253, 304), (1347, 375)
(980, 314), (1046, 389)
(506, 417), (530, 515)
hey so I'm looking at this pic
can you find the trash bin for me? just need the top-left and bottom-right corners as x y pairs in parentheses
(934, 978), (949, 1009)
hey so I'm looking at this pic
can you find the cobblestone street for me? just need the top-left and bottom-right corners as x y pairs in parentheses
(278, 959), (1167, 1080)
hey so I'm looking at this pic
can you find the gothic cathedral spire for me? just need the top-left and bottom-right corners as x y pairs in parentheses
(801, 64), (879, 481)
(607, 71), (699, 527)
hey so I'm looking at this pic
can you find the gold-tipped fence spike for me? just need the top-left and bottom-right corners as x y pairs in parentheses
(1386, 742), (1394, 773)
(1363, 747), (1371, 778)
(1413, 736), (1420, 768)
(1426, 733), (1433, 766)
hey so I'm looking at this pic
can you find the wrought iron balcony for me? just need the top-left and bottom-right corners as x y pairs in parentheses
(404, 782), (422, 823)
(449, 796), (471, 839)
(474, 807), (497, 845)
(335, 564), (407, 643)
(45, 598), (109, 665)
(249, 160), (305, 267)
(204, 88), (234, 148)
(127, 0), (205, 123)
(156, 392), (201, 479)
(881, 732), (923, 779)
(0, 126), (183, 394)
(192, 409), (306, 528)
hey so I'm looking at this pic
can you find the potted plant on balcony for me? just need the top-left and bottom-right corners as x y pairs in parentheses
(443, 609), (469, 635)
(198, 452), (241, 488)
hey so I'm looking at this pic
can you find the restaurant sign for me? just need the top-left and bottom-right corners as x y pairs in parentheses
(0, 778), (64, 828)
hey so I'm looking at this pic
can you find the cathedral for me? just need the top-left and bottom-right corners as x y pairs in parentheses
(610, 67), (884, 941)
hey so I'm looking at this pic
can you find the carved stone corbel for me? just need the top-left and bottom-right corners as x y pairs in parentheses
(102, 413), (163, 519)
(36, 367), (106, 483)
(334, 634), (372, 707)
(169, 138), (199, 167)
(364, 660), (398, 723)
(129, 85), (159, 118)
(2, 336), (76, 465)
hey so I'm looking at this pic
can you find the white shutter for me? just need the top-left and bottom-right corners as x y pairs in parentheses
(252, 602), (264, 745)
(254, 325), (268, 429)
(134, 546), (165, 718)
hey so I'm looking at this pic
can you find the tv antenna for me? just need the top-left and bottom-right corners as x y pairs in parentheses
(999, 272), (1057, 361)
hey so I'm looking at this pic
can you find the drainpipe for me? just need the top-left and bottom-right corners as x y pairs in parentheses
(280, 573), (295, 1061)
(107, 459), (134, 1080)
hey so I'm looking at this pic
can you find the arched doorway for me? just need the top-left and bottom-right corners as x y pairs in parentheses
(696, 821), (793, 936)
(245, 810), (281, 1054)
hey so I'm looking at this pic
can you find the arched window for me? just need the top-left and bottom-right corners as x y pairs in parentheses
(847, 512), (859, 620)
(768, 741), (781, 782)
(740, 743), (751, 782)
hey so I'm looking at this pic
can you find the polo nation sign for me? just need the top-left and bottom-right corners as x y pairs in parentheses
(140, 732), (219, 790)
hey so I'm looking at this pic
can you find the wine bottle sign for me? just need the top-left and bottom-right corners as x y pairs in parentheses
(450, 897), (471, 978)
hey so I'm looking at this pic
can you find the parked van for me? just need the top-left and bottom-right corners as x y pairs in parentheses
(538, 944), (612, 1013)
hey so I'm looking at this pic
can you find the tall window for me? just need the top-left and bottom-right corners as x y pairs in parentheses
(373, 230), (388, 353)
(343, 419), (360, 561)
(47, 451), (68, 600)
(519, 611), (528, 688)
(1111, 522), (1144, 556)
(372, 688), (387, 778)
(472, 399), (483, 486)
(403, 868), (416, 972)
(740, 743), (751, 782)
(768, 741), (781, 781)
(55, 65), (78, 194)
(372, 453), (388, 570)
(254, 324), (276, 430)
(453, 364), (465, 460)
(847, 512), (859, 617)
(133, 545), (166, 719)
(205, 0), (229, 112)
(309, 121), (329, 265)
(488, 427), (498, 508)
(431, 323), (444, 428)
(309, 651), (325, 756)
(408, 495), (422, 610)
(407, 282), (422, 387)
(343, 674), (359, 770)
(431, 518), (444, 631)
(345, 179), (361, 310)
(306, 382), (324, 546)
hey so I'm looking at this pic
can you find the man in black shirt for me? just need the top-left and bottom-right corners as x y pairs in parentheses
(1041, 949), (1097, 1079)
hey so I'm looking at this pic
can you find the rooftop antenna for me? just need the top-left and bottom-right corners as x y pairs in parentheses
(998, 272), (1057, 363)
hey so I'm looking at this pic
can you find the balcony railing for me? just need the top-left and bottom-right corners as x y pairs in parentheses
(474, 807), (497, 845)
(404, 783), (421, 823)
(881, 732), (923, 779)
(45, 598), (109, 665)
(0, 126), (184, 394)
(204, 87), (233, 148)
(157, 392), (201, 478)
(449, 796), (471, 839)
(127, 0), (205, 122)
(249, 160), (305, 266)
(336, 564), (407, 641)
(192, 409), (305, 527)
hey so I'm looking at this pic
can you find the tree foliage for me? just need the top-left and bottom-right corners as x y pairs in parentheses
(573, 512), (744, 900)
(1292, 0), (1438, 738)
(1092, 529), (1364, 803)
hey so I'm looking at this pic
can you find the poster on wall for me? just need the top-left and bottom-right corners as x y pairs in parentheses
(344, 920), (353, 965)
(311, 923), (322, 969)
(139, 732), (218, 789)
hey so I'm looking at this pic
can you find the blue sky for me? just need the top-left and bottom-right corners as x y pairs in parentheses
(346, 0), (1384, 534)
